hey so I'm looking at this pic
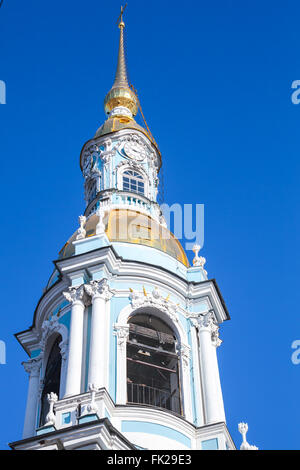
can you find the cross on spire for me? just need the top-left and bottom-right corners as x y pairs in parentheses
(117, 3), (127, 28)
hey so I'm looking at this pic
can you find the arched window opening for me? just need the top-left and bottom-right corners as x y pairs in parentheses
(86, 178), (98, 205)
(39, 335), (62, 426)
(122, 170), (145, 196)
(127, 314), (182, 415)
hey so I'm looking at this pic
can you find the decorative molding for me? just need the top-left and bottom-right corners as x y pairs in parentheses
(84, 279), (113, 301)
(197, 311), (215, 329)
(190, 310), (222, 347)
(59, 339), (69, 362)
(192, 244), (207, 274)
(44, 392), (58, 427)
(86, 384), (99, 414)
(211, 323), (222, 348)
(110, 106), (132, 118)
(22, 357), (43, 378)
(177, 343), (191, 370)
(62, 285), (86, 306)
(238, 422), (258, 450)
(113, 324), (130, 351)
(76, 215), (86, 240)
(129, 287), (179, 324)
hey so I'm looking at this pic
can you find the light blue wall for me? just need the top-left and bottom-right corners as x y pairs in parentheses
(112, 242), (187, 279)
(84, 306), (92, 392)
(53, 300), (68, 316)
(59, 310), (71, 331)
(121, 421), (191, 448)
(109, 296), (129, 400)
(201, 438), (219, 450)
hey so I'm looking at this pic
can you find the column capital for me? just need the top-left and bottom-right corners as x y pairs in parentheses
(63, 285), (86, 306)
(195, 311), (222, 348)
(85, 279), (113, 301)
(113, 324), (130, 350)
(22, 357), (42, 378)
(197, 311), (215, 330)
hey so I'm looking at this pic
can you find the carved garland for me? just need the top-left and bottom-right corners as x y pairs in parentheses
(129, 287), (179, 324)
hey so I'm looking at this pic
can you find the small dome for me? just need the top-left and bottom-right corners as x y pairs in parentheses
(59, 209), (189, 267)
(104, 86), (138, 116)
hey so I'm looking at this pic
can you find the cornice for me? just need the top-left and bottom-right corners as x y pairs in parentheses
(16, 245), (229, 350)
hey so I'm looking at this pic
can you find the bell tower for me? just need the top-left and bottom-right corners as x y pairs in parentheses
(10, 8), (237, 451)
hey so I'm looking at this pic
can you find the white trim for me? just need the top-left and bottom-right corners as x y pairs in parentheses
(40, 318), (69, 400)
(117, 163), (149, 199)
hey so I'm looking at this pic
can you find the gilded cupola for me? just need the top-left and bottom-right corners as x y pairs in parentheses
(103, 13), (138, 117)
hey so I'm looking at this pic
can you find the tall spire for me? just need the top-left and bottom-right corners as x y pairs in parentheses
(104, 5), (138, 117)
(112, 8), (129, 89)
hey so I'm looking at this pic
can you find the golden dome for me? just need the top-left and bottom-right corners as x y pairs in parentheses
(104, 86), (138, 116)
(59, 209), (189, 268)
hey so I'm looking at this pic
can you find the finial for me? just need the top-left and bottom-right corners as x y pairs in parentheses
(44, 392), (58, 427)
(117, 3), (127, 29)
(87, 383), (99, 414)
(76, 215), (86, 240)
(238, 422), (258, 450)
(192, 244), (207, 272)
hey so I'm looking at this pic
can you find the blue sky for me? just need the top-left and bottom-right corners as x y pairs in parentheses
(0, 0), (299, 450)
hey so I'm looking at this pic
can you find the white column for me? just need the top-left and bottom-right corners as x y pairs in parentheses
(85, 279), (113, 389)
(211, 326), (226, 422)
(197, 312), (225, 424)
(63, 286), (85, 397)
(190, 320), (205, 426)
(22, 357), (42, 438)
(114, 324), (130, 404)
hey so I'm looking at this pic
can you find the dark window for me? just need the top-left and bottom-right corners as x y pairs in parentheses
(127, 314), (182, 415)
(39, 336), (62, 426)
(122, 170), (145, 196)
(86, 179), (98, 205)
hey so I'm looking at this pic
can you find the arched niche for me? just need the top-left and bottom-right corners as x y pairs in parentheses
(39, 334), (62, 426)
(127, 312), (182, 415)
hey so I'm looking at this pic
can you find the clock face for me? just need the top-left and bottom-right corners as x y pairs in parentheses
(123, 141), (146, 161)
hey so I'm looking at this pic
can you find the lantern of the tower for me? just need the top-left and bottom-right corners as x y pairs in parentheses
(10, 9), (237, 451)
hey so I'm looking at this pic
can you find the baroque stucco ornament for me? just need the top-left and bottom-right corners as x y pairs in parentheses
(43, 392), (58, 427)
(84, 278), (113, 301)
(129, 287), (179, 323)
(189, 311), (222, 348)
(86, 384), (99, 415)
(76, 215), (87, 240)
(113, 324), (130, 351)
(192, 244), (207, 274)
(238, 422), (258, 450)
(63, 285), (86, 305)
(22, 357), (43, 377)
(177, 343), (191, 370)
(40, 316), (69, 361)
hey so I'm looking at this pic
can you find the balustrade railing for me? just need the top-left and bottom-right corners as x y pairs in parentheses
(127, 382), (181, 414)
